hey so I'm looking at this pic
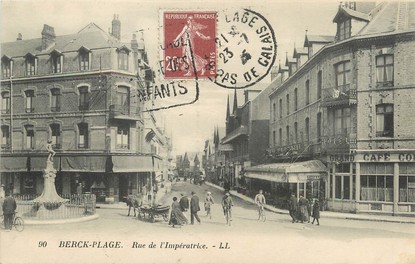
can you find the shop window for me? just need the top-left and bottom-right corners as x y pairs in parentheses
(50, 88), (61, 112)
(78, 123), (89, 149)
(25, 90), (34, 113)
(1, 56), (12, 78)
(376, 54), (393, 87)
(399, 164), (415, 202)
(361, 175), (393, 202)
(334, 61), (351, 92)
(317, 70), (322, 99)
(25, 125), (35, 149)
(305, 80), (310, 105)
(336, 163), (350, 173)
(1, 91), (10, 114)
(117, 124), (129, 149)
(1, 125), (10, 148)
(376, 104), (393, 137)
(78, 86), (90, 110)
(50, 124), (61, 149)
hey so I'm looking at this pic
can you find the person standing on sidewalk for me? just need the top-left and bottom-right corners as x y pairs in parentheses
(2, 191), (17, 231)
(298, 194), (308, 223)
(190, 191), (201, 225)
(204, 192), (214, 219)
(288, 193), (298, 223)
(311, 200), (320, 225)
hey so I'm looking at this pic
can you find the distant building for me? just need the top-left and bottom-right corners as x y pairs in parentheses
(247, 2), (415, 215)
(0, 16), (168, 203)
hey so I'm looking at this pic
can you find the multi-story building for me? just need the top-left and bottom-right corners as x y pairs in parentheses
(202, 126), (226, 184)
(247, 2), (415, 215)
(0, 15), (166, 203)
(221, 85), (271, 190)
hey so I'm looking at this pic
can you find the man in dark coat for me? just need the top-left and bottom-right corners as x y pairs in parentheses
(179, 193), (189, 212)
(298, 195), (308, 223)
(190, 191), (201, 224)
(2, 191), (17, 231)
(288, 193), (298, 223)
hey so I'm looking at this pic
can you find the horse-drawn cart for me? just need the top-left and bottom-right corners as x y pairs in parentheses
(138, 205), (170, 223)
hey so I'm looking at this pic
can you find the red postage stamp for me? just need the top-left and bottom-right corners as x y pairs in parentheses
(163, 11), (217, 79)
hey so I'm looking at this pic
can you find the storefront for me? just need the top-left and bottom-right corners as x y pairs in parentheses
(327, 151), (415, 215)
(245, 160), (327, 204)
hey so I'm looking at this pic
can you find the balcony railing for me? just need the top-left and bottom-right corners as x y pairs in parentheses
(109, 104), (141, 121)
(321, 84), (357, 107)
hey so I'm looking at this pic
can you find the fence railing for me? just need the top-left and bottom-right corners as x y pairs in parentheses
(12, 194), (96, 220)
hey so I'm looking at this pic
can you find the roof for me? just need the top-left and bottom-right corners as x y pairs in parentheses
(357, 1), (415, 36)
(293, 47), (308, 58)
(1, 23), (121, 57)
(333, 6), (371, 23)
(303, 35), (335, 47)
(285, 56), (296, 65)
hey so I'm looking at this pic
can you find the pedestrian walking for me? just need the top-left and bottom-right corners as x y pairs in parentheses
(306, 198), (312, 223)
(311, 200), (320, 225)
(169, 197), (188, 228)
(2, 191), (17, 231)
(179, 193), (189, 212)
(288, 193), (298, 223)
(204, 192), (214, 219)
(298, 195), (308, 223)
(190, 191), (201, 225)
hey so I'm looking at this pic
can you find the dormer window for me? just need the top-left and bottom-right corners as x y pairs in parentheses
(117, 47), (130, 71)
(25, 53), (37, 76)
(1, 56), (12, 78)
(78, 47), (91, 71)
(50, 50), (63, 73)
(338, 19), (351, 41)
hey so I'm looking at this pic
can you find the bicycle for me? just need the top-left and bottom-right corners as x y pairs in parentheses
(223, 206), (232, 226)
(1, 212), (24, 232)
(258, 205), (266, 222)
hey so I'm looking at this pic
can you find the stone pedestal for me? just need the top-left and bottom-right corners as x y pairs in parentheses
(34, 159), (66, 206)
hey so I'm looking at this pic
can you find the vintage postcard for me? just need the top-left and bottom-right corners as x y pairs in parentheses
(1, 0), (415, 263)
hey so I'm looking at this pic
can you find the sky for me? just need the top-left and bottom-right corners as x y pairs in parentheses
(0, 0), (339, 155)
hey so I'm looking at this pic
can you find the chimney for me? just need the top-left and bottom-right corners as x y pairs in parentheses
(111, 14), (121, 40)
(17, 33), (22, 41)
(131, 33), (138, 51)
(41, 24), (56, 50)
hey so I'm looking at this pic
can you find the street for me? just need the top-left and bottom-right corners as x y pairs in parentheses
(1, 181), (415, 264)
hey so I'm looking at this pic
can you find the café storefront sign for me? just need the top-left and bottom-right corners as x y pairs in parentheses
(356, 152), (415, 162)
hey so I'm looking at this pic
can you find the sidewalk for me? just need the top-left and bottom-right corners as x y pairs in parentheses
(205, 181), (415, 224)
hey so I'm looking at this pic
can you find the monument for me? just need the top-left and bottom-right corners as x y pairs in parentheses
(33, 141), (66, 211)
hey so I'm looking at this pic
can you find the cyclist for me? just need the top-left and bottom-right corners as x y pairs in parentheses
(221, 192), (234, 222)
(254, 189), (266, 220)
(2, 191), (17, 231)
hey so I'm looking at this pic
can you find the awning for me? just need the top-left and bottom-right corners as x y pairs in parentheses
(112, 155), (154, 173)
(29, 156), (60, 171)
(61, 156), (108, 172)
(0, 156), (28, 172)
(245, 160), (327, 183)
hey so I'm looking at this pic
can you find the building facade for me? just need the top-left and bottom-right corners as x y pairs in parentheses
(0, 16), (168, 203)
(248, 2), (415, 215)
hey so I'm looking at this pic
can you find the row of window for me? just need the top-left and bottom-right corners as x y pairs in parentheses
(1, 47), (130, 78)
(1, 123), (131, 150)
(0, 85), (131, 114)
(272, 113), (322, 146)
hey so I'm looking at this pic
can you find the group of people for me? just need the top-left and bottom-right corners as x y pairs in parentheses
(0, 185), (17, 231)
(288, 193), (320, 225)
(168, 190), (234, 228)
